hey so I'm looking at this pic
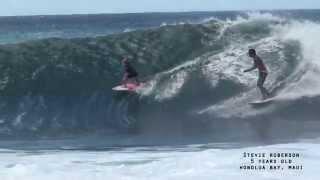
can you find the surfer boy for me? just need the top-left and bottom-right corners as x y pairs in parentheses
(121, 57), (139, 87)
(243, 49), (270, 100)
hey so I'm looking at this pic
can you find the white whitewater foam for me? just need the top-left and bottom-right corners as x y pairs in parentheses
(272, 20), (320, 99)
(199, 12), (320, 117)
(139, 57), (201, 101)
(0, 141), (319, 180)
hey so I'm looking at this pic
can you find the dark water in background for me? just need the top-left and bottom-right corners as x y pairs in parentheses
(0, 10), (320, 145)
(0, 11), (240, 44)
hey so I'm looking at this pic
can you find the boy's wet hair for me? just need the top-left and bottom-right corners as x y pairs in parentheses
(249, 49), (256, 55)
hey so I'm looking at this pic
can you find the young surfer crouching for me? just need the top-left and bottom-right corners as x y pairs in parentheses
(121, 57), (139, 87)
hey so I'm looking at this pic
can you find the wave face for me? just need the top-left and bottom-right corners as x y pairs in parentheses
(1, 11), (320, 141)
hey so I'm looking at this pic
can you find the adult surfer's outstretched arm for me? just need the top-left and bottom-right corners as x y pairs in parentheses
(243, 64), (257, 73)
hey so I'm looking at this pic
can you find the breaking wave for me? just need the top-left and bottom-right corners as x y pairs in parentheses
(0, 12), (320, 142)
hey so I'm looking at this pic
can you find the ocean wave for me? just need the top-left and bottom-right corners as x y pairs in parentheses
(0, 12), (319, 141)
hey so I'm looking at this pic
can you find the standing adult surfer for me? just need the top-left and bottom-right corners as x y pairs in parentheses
(243, 49), (270, 100)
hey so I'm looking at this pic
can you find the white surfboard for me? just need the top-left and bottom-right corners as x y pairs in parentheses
(112, 83), (143, 92)
(249, 97), (276, 105)
(112, 86), (132, 91)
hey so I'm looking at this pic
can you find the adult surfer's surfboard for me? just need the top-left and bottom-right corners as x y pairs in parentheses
(112, 83), (143, 92)
(249, 97), (276, 105)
